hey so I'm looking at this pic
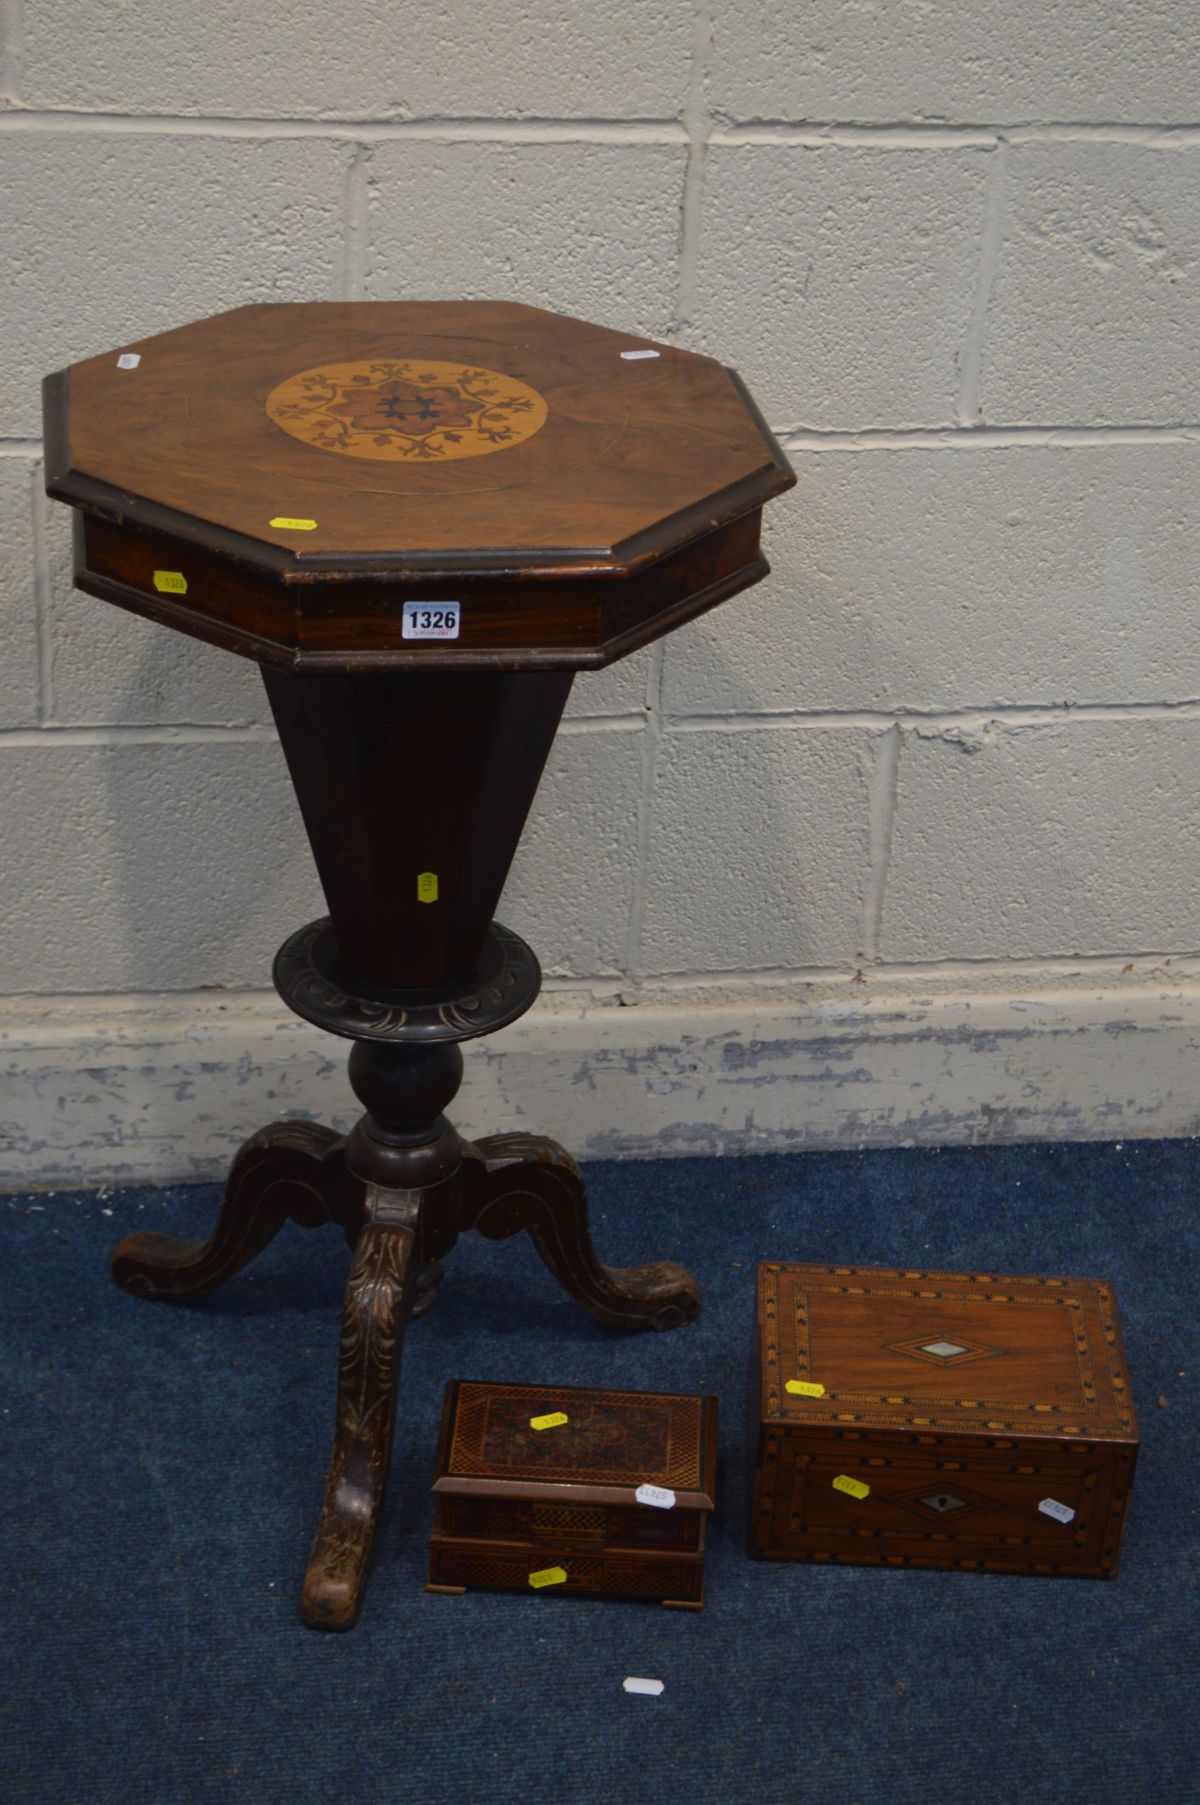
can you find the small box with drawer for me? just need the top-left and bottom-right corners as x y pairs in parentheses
(427, 1379), (717, 1607)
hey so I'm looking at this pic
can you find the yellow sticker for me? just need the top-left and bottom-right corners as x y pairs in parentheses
(528, 1566), (568, 1589)
(152, 570), (187, 595)
(269, 516), (318, 531)
(832, 1474), (871, 1501)
(530, 1411), (569, 1431)
(417, 871), (439, 904)
(786, 1380), (826, 1398)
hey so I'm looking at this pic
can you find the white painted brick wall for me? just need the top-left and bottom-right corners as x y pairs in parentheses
(665, 443), (1200, 712)
(0, 458), (40, 729)
(638, 724), (872, 972)
(693, 145), (992, 428)
(0, 739), (323, 992)
(709, 3), (1200, 125)
(501, 725), (646, 978)
(364, 143), (687, 337)
(983, 145), (1200, 424)
(19, 2), (697, 120)
(882, 717), (1200, 961)
(3, 1), (1200, 1175)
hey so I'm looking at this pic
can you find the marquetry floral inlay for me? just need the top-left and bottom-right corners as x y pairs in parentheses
(265, 358), (549, 462)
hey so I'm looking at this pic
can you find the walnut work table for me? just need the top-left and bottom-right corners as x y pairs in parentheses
(43, 301), (794, 1629)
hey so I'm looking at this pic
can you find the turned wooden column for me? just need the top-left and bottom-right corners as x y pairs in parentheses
(43, 299), (794, 1629)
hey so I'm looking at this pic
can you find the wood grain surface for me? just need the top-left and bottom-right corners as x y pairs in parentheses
(47, 300), (793, 569)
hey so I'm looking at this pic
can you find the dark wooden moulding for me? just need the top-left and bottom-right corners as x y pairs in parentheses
(427, 1380), (718, 1608)
(752, 1261), (1139, 1577)
(42, 300), (793, 1630)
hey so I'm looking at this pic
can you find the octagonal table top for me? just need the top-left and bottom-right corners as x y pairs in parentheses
(45, 300), (794, 671)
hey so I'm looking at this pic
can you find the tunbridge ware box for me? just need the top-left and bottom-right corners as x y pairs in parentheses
(752, 1261), (1138, 1577)
(427, 1379), (717, 1607)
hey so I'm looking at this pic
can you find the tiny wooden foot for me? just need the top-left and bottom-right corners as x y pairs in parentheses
(301, 1198), (419, 1631)
(463, 1133), (700, 1332)
(111, 1121), (346, 1300)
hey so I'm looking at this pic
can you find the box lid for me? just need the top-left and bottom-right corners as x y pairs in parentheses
(431, 1380), (717, 1510)
(758, 1261), (1138, 1445)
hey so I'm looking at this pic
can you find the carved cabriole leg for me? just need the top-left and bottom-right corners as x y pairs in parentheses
(111, 1121), (350, 1300)
(299, 1039), (465, 1630)
(300, 1188), (420, 1631)
(462, 1132), (701, 1332)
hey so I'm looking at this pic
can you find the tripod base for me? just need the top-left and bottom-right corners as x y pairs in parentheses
(111, 1044), (700, 1630)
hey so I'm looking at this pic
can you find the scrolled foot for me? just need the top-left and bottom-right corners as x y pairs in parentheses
(301, 1210), (418, 1631)
(463, 1132), (700, 1332)
(112, 1121), (347, 1301)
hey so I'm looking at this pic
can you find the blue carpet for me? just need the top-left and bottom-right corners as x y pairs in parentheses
(3, 1139), (1197, 1805)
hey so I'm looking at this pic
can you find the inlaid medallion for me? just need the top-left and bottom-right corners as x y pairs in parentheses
(265, 358), (549, 463)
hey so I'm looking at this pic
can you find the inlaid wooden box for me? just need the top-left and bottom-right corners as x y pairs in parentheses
(752, 1261), (1138, 1577)
(427, 1380), (717, 1607)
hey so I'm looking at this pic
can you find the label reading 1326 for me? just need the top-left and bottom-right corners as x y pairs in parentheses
(402, 601), (461, 640)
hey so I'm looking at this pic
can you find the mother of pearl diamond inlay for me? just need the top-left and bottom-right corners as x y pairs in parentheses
(890, 1480), (1006, 1522)
(886, 1331), (1002, 1367)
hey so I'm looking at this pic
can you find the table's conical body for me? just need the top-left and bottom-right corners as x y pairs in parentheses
(262, 666), (572, 994)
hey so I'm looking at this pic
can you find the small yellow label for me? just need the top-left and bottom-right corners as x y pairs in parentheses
(152, 570), (187, 595)
(786, 1380), (826, 1398)
(269, 516), (318, 531)
(528, 1565), (568, 1589)
(417, 871), (439, 904)
(832, 1474), (871, 1501)
(530, 1411), (569, 1431)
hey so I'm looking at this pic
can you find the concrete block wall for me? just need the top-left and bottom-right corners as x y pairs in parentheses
(3, 2), (1200, 1182)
